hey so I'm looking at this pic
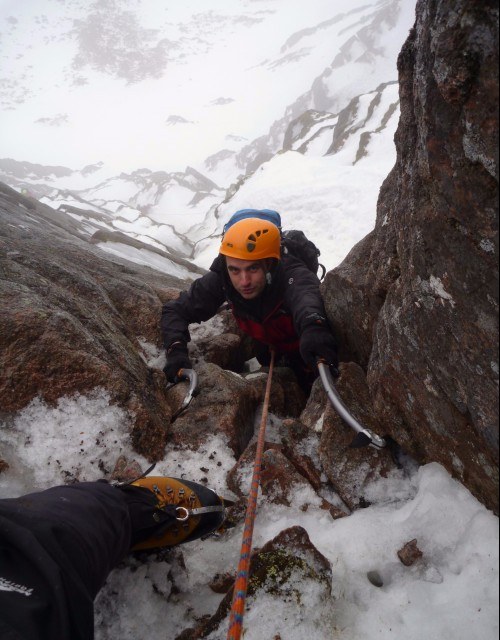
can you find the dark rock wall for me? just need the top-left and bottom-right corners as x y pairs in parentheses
(0, 183), (185, 460)
(322, 0), (498, 511)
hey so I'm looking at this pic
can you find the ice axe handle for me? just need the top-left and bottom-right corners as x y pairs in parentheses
(317, 361), (386, 450)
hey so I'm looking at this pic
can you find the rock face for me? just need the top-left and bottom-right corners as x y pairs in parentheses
(322, 0), (499, 512)
(178, 526), (333, 639)
(0, 182), (190, 460)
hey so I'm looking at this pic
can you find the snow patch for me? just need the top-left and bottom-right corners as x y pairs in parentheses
(0, 390), (140, 497)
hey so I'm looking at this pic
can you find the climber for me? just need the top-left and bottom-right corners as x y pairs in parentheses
(161, 209), (338, 393)
(0, 458), (226, 640)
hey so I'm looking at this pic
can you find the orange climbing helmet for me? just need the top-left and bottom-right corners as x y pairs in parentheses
(219, 217), (281, 261)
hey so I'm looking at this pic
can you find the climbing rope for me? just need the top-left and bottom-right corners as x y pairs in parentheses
(226, 349), (276, 640)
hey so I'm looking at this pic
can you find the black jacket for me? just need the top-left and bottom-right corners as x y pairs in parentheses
(161, 253), (330, 352)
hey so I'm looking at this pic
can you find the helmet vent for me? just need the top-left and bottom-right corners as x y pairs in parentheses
(246, 242), (256, 252)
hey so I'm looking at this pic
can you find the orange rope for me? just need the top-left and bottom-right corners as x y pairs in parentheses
(226, 350), (276, 640)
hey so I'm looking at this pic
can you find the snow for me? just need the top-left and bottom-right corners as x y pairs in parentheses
(39, 195), (109, 216)
(299, 123), (338, 156)
(0, 390), (497, 640)
(81, 178), (143, 203)
(95, 241), (194, 279)
(0, 390), (137, 496)
(110, 216), (193, 255)
(196, 147), (399, 272)
(147, 185), (222, 234)
(1, 2), (416, 277)
(0, 0), (414, 176)
(428, 275), (456, 306)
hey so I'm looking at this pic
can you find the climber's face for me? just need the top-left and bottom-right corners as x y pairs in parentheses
(226, 257), (267, 299)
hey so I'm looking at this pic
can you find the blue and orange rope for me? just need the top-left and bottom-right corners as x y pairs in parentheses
(226, 349), (276, 640)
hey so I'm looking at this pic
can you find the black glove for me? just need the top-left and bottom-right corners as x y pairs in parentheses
(299, 325), (339, 374)
(163, 343), (192, 382)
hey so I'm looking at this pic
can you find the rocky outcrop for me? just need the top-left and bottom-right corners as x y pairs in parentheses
(0, 182), (187, 459)
(178, 526), (333, 639)
(321, 0), (499, 512)
(167, 363), (260, 456)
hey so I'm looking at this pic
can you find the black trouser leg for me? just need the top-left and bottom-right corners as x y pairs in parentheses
(0, 482), (132, 640)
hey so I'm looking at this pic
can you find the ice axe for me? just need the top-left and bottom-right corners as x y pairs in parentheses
(166, 368), (199, 422)
(317, 361), (386, 449)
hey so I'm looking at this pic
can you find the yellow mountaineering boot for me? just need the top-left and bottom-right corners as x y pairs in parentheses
(127, 476), (226, 551)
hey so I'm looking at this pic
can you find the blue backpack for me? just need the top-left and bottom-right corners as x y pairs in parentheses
(223, 209), (326, 280)
(222, 208), (282, 233)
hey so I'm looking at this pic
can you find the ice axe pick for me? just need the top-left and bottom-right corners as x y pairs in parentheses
(166, 368), (199, 423)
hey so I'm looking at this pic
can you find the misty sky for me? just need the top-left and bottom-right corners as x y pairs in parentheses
(0, 0), (406, 171)
(0, 0), (350, 173)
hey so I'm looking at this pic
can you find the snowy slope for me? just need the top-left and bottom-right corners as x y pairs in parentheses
(0, 1), (416, 272)
(0, 383), (497, 640)
(194, 82), (402, 271)
(201, 0), (416, 186)
(0, 0), (410, 175)
(0, 0), (414, 177)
